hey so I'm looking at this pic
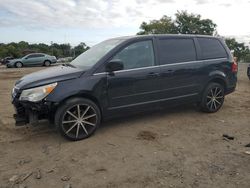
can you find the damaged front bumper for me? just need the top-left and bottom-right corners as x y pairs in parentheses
(12, 98), (55, 126)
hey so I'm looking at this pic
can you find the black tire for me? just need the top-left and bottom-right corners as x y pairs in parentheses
(55, 98), (101, 141)
(200, 82), (225, 113)
(15, 62), (23, 68)
(44, 60), (51, 67)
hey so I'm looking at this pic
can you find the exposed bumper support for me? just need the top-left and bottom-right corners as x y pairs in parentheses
(13, 113), (28, 126)
(12, 100), (54, 126)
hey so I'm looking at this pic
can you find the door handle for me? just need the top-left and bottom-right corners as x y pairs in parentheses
(166, 69), (174, 73)
(147, 72), (160, 78)
(161, 69), (174, 77)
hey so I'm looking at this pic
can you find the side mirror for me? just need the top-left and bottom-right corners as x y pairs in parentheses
(106, 59), (124, 73)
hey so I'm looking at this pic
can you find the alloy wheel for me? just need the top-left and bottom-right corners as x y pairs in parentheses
(16, 62), (22, 68)
(44, 61), (51, 66)
(206, 87), (224, 111)
(61, 104), (97, 139)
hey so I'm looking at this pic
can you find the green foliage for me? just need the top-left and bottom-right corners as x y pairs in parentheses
(137, 16), (177, 35)
(137, 10), (250, 62)
(0, 42), (90, 59)
(225, 38), (250, 61)
(244, 54), (250, 62)
(137, 11), (217, 35)
(73, 42), (90, 57)
(175, 11), (216, 35)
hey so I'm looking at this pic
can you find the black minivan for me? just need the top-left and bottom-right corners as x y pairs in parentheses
(12, 34), (237, 140)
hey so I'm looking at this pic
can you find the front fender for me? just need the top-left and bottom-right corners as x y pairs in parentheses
(46, 76), (107, 107)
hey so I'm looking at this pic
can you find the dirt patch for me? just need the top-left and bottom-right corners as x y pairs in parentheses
(137, 130), (157, 141)
(0, 63), (250, 187)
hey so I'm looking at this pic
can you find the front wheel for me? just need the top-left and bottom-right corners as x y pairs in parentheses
(15, 62), (23, 68)
(55, 98), (101, 141)
(200, 83), (225, 113)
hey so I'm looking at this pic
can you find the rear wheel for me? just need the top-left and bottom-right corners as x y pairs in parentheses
(44, 60), (51, 67)
(200, 82), (225, 113)
(15, 62), (23, 68)
(55, 98), (101, 141)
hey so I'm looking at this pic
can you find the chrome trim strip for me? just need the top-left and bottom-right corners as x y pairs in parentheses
(112, 84), (196, 100)
(108, 93), (198, 110)
(92, 58), (227, 76)
(93, 72), (107, 76)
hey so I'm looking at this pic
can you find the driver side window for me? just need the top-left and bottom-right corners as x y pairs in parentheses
(112, 40), (155, 70)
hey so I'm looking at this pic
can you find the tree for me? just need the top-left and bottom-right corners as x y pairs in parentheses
(137, 11), (217, 36)
(137, 16), (177, 35)
(60, 43), (71, 57)
(73, 42), (89, 57)
(175, 11), (217, 35)
(18, 41), (29, 50)
(0, 42), (90, 59)
(244, 53), (250, 62)
(225, 38), (250, 61)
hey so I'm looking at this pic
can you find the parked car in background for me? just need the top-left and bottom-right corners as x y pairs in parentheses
(247, 64), (250, 80)
(11, 34), (237, 141)
(6, 53), (57, 68)
(57, 57), (73, 64)
(1, 56), (14, 65)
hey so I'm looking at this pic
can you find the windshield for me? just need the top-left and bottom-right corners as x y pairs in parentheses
(22, 55), (28, 59)
(71, 39), (124, 70)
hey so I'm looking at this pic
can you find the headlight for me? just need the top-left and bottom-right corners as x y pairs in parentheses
(19, 83), (57, 102)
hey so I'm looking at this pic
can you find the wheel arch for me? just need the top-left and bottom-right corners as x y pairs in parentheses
(54, 92), (103, 117)
(15, 61), (23, 66)
(207, 77), (227, 91)
(199, 76), (227, 102)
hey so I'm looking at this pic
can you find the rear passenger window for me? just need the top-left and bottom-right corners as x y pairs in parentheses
(158, 38), (196, 65)
(35, 54), (45, 58)
(197, 38), (227, 59)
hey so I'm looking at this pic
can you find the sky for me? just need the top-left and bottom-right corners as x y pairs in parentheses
(0, 0), (250, 46)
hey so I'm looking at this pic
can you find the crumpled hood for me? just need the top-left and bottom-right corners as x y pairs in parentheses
(16, 65), (84, 90)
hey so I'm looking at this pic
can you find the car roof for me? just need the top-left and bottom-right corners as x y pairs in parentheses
(27, 53), (46, 55)
(112, 34), (221, 40)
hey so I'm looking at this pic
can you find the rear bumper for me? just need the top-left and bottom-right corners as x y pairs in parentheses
(51, 59), (57, 64)
(225, 86), (236, 95)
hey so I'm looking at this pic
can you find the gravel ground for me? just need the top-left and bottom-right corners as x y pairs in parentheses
(0, 63), (249, 188)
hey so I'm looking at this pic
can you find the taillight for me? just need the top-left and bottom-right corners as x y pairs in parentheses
(231, 57), (238, 73)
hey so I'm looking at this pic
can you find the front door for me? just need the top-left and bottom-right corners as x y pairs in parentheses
(107, 40), (161, 110)
(24, 54), (41, 66)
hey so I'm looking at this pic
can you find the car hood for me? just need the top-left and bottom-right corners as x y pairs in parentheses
(15, 65), (84, 90)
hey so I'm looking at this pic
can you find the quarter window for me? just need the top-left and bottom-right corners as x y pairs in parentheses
(197, 38), (227, 59)
(158, 38), (196, 65)
(111, 40), (155, 70)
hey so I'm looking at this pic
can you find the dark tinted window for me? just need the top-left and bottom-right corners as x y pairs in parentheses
(112, 40), (155, 70)
(27, 54), (44, 58)
(158, 38), (196, 65)
(26, 55), (35, 58)
(36, 54), (45, 57)
(198, 38), (227, 59)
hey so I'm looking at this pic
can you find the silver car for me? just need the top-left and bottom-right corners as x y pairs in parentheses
(6, 53), (57, 68)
